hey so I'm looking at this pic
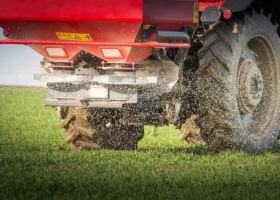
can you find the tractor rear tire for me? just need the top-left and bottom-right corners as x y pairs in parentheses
(196, 9), (280, 153)
(59, 107), (144, 150)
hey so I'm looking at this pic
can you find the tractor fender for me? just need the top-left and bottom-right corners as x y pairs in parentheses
(222, 0), (255, 12)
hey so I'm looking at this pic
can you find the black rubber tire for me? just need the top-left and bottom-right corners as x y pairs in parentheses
(60, 107), (144, 150)
(196, 9), (280, 153)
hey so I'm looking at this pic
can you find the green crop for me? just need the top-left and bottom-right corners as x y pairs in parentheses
(0, 87), (280, 200)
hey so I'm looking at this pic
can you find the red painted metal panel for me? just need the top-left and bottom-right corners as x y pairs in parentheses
(144, 0), (198, 30)
(0, 0), (143, 22)
(0, 21), (140, 42)
(0, 0), (196, 63)
(0, 21), (142, 62)
(199, 0), (226, 11)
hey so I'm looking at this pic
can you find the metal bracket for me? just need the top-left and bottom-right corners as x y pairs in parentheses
(174, 48), (189, 77)
(0, 38), (191, 48)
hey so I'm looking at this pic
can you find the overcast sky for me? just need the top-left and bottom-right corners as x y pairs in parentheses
(0, 28), (43, 86)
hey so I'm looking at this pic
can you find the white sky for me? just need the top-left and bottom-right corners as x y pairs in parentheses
(0, 28), (43, 86)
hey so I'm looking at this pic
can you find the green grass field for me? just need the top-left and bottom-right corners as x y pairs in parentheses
(1, 87), (280, 200)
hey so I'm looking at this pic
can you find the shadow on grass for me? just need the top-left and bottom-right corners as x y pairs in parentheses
(273, 142), (280, 153)
(138, 140), (280, 156)
(138, 145), (208, 155)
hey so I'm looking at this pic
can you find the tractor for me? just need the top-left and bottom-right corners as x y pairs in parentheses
(1, 0), (280, 153)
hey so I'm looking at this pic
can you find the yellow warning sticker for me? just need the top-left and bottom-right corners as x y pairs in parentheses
(193, 2), (199, 24)
(56, 32), (92, 41)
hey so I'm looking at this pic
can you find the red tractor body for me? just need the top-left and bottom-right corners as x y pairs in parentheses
(0, 0), (198, 63)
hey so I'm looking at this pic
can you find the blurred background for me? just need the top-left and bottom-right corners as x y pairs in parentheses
(0, 28), (42, 86)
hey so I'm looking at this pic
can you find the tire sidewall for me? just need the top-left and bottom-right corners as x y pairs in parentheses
(231, 12), (280, 152)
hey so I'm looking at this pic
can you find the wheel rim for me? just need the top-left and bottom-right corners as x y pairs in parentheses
(237, 37), (278, 138)
(238, 59), (264, 114)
